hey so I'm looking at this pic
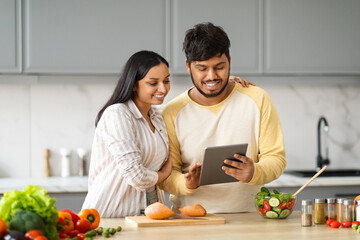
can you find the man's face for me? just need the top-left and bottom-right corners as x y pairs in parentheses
(186, 54), (231, 98)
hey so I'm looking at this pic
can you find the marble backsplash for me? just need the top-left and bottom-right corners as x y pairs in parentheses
(0, 75), (359, 178)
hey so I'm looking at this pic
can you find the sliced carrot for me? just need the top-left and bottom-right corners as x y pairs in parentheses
(179, 204), (207, 217)
(144, 202), (175, 220)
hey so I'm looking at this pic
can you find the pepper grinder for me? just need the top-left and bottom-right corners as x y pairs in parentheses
(76, 148), (87, 177)
(60, 148), (71, 177)
(42, 148), (51, 178)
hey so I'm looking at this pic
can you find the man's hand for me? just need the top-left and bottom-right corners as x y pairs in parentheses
(222, 154), (255, 183)
(229, 75), (256, 87)
(185, 162), (202, 189)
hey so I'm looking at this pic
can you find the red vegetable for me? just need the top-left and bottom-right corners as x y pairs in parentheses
(258, 208), (266, 215)
(278, 202), (287, 210)
(326, 219), (336, 226)
(67, 230), (79, 238)
(352, 221), (360, 225)
(59, 209), (80, 226)
(330, 221), (341, 228)
(341, 221), (351, 228)
(263, 200), (271, 212)
(75, 219), (92, 233)
(287, 200), (295, 210)
(25, 230), (42, 240)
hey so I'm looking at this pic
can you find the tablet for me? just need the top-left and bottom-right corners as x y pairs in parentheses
(199, 143), (248, 186)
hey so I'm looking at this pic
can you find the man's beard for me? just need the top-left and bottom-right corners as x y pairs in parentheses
(190, 69), (230, 98)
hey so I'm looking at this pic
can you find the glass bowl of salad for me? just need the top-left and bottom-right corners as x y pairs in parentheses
(255, 187), (296, 219)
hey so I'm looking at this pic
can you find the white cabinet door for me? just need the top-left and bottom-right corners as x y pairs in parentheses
(170, 0), (261, 74)
(0, 0), (21, 73)
(24, 0), (166, 74)
(265, 0), (360, 74)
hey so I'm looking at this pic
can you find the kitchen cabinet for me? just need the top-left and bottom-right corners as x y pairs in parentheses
(0, 0), (21, 73)
(264, 0), (360, 74)
(170, 0), (261, 74)
(23, 0), (167, 74)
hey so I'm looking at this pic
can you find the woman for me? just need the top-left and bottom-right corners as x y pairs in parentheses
(82, 50), (255, 217)
(82, 51), (172, 217)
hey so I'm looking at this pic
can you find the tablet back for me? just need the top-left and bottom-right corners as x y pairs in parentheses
(199, 143), (248, 186)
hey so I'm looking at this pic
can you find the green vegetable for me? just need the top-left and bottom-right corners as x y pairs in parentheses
(9, 210), (45, 234)
(0, 185), (59, 240)
(85, 230), (97, 237)
(116, 226), (122, 232)
(265, 211), (278, 218)
(269, 197), (280, 207)
(279, 209), (291, 218)
(96, 227), (103, 235)
(107, 228), (116, 235)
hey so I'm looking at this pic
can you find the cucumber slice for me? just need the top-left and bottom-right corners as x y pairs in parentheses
(265, 210), (279, 218)
(269, 197), (280, 207)
(279, 209), (291, 218)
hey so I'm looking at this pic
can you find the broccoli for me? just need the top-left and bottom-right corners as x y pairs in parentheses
(9, 210), (45, 234)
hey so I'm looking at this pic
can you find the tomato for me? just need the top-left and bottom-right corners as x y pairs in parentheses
(34, 236), (47, 240)
(352, 221), (360, 225)
(263, 200), (271, 212)
(25, 230), (43, 240)
(330, 221), (341, 228)
(287, 200), (295, 210)
(278, 202), (287, 210)
(341, 221), (351, 228)
(75, 219), (92, 233)
(0, 218), (8, 239)
(76, 233), (87, 240)
(326, 219), (336, 226)
(67, 230), (80, 238)
(258, 208), (266, 215)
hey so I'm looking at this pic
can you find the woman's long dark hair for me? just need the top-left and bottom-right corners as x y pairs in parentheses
(95, 50), (169, 126)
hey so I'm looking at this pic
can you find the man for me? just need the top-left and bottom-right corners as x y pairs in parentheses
(159, 22), (286, 213)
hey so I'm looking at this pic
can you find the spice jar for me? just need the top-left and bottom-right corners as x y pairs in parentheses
(356, 200), (360, 222)
(336, 198), (344, 222)
(342, 199), (354, 222)
(301, 200), (313, 227)
(314, 198), (326, 224)
(326, 198), (337, 220)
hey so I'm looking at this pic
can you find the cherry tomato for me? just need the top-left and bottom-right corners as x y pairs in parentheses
(287, 200), (295, 210)
(34, 236), (47, 240)
(25, 230), (43, 240)
(330, 221), (341, 228)
(67, 230), (80, 238)
(278, 202), (287, 210)
(263, 200), (271, 212)
(341, 221), (351, 228)
(259, 208), (266, 215)
(75, 219), (92, 233)
(76, 233), (87, 240)
(326, 219), (336, 226)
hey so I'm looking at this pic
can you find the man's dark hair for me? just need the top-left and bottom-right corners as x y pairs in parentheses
(183, 22), (231, 65)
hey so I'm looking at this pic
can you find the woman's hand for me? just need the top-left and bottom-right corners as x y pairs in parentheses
(229, 76), (256, 87)
(157, 156), (172, 184)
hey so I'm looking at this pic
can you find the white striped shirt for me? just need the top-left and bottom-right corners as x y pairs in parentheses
(82, 99), (169, 217)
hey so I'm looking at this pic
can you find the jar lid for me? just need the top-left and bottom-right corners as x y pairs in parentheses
(326, 198), (336, 203)
(302, 199), (313, 205)
(336, 198), (344, 203)
(315, 198), (325, 203)
(343, 199), (353, 206)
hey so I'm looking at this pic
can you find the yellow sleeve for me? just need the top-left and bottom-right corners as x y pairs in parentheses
(158, 95), (196, 195)
(247, 88), (286, 185)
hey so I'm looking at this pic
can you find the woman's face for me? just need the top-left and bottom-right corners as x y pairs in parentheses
(133, 62), (170, 108)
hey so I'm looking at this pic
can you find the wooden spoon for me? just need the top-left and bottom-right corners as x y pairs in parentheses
(293, 165), (328, 197)
(42, 148), (51, 178)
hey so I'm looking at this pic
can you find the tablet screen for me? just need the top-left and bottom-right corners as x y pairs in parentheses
(199, 143), (248, 186)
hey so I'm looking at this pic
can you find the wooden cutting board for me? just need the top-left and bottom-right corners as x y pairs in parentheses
(125, 214), (226, 227)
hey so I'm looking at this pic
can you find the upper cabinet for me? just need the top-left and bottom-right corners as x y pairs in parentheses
(170, 0), (262, 74)
(264, 0), (360, 74)
(23, 0), (167, 74)
(0, 0), (21, 73)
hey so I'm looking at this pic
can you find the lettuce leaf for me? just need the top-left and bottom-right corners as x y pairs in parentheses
(0, 185), (59, 240)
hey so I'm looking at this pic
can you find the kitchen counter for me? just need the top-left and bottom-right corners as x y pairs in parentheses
(99, 211), (358, 240)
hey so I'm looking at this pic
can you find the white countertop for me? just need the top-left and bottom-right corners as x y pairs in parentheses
(1, 174), (359, 194)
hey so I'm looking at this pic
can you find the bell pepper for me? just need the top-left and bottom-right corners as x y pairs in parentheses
(58, 211), (74, 234)
(77, 209), (100, 230)
(59, 209), (80, 226)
